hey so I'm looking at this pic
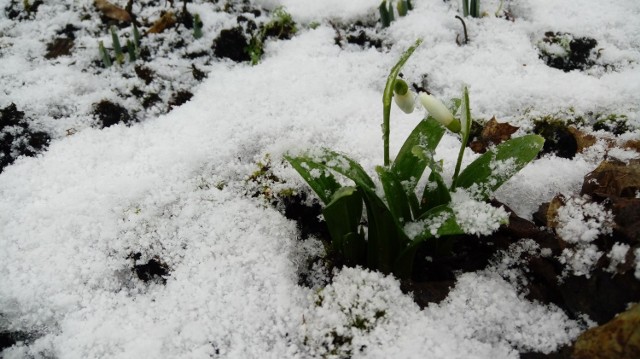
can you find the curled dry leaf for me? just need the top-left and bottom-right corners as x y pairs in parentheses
(573, 303), (640, 359)
(568, 126), (598, 153)
(581, 159), (640, 198)
(469, 117), (519, 153)
(147, 12), (176, 34)
(94, 0), (131, 23)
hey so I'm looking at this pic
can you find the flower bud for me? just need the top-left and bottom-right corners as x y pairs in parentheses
(418, 92), (460, 133)
(393, 79), (415, 114)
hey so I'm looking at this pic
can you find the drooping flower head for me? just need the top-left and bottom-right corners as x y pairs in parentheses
(418, 92), (461, 133)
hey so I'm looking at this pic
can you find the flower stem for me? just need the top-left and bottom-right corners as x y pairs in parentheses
(451, 87), (471, 189)
(382, 39), (422, 166)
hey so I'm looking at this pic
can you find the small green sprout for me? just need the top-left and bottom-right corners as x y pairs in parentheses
(285, 40), (544, 279)
(99, 24), (141, 68)
(110, 26), (125, 65)
(98, 40), (112, 68)
(380, 0), (412, 27)
(193, 13), (203, 39)
(126, 39), (136, 62)
(462, 0), (481, 18)
(247, 6), (296, 65)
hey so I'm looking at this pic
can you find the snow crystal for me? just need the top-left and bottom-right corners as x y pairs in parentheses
(451, 190), (509, 236)
(555, 196), (613, 244)
(607, 146), (640, 163)
(559, 245), (603, 278)
(403, 210), (452, 239)
(606, 242), (630, 273)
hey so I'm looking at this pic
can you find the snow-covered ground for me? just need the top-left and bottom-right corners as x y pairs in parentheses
(1, 0), (639, 357)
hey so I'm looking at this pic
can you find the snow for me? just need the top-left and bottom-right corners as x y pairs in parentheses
(1, 0), (639, 357)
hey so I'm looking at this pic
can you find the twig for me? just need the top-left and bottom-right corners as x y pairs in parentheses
(455, 16), (468, 45)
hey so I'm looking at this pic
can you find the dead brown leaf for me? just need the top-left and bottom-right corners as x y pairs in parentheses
(94, 0), (131, 23)
(147, 12), (176, 34)
(573, 303), (640, 359)
(469, 117), (519, 153)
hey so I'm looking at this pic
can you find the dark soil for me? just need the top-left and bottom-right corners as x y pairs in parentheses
(0, 103), (51, 174)
(533, 119), (578, 159)
(134, 65), (155, 85)
(130, 253), (170, 284)
(333, 21), (384, 50)
(212, 27), (250, 62)
(168, 90), (193, 110)
(93, 100), (135, 128)
(539, 32), (598, 72)
(0, 330), (30, 352)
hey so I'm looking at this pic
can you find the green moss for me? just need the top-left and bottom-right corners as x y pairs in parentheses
(593, 114), (630, 135)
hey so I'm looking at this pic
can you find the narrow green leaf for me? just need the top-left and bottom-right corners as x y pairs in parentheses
(193, 13), (203, 39)
(376, 166), (412, 224)
(126, 39), (136, 62)
(412, 205), (464, 242)
(388, 0), (395, 22)
(451, 86), (472, 189)
(284, 154), (341, 204)
(98, 41), (111, 68)
(455, 134), (545, 200)
(132, 23), (141, 49)
(342, 232), (367, 266)
(311, 149), (376, 190)
(470, 0), (480, 17)
(361, 190), (408, 274)
(407, 0), (413, 10)
(323, 187), (364, 262)
(397, 0), (408, 17)
(110, 26), (124, 65)
(379, 1), (391, 28)
(421, 170), (451, 212)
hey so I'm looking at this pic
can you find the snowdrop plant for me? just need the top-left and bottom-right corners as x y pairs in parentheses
(379, 0), (413, 28)
(285, 40), (544, 279)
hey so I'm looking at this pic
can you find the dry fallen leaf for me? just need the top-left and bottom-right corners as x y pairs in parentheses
(94, 0), (131, 23)
(147, 11), (177, 34)
(469, 117), (519, 153)
(573, 303), (640, 359)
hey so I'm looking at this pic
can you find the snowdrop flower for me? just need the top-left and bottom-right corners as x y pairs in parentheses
(418, 92), (461, 133)
(393, 79), (415, 114)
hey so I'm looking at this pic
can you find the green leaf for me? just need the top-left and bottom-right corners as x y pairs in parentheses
(455, 134), (545, 200)
(361, 190), (408, 274)
(391, 117), (445, 217)
(391, 117), (445, 187)
(126, 39), (136, 62)
(310, 149), (376, 190)
(284, 154), (341, 204)
(379, 1), (391, 27)
(376, 166), (412, 224)
(393, 205), (463, 278)
(397, 0), (408, 17)
(98, 40), (111, 68)
(421, 170), (451, 212)
(323, 187), (364, 263)
(342, 231), (367, 266)
(415, 205), (464, 238)
(110, 26), (124, 65)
